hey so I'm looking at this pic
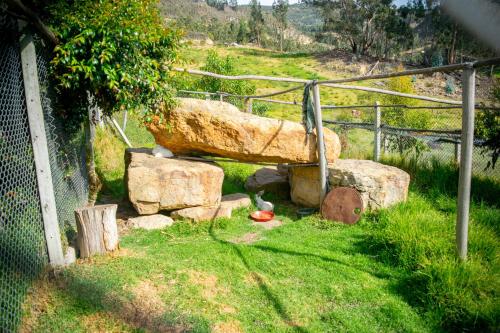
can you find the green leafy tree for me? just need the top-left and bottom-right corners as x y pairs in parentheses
(305, 0), (394, 55)
(475, 79), (500, 169)
(249, 0), (265, 46)
(237, 20), (249, 44)
(196, 51), (255, 108)
(48, 0), (181, 123)
(207, 0), (228, 11)
(229, 0), (238, 11)
(272, 0), (289, 52)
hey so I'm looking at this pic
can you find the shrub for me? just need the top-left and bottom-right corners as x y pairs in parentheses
(382, 68), (431, 159)
(48, 0), (182, 124)
(195, 51), (256, 108)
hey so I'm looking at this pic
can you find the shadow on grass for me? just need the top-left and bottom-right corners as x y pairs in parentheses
(53, 269), (209, 332)
(207, 219), (309, 333)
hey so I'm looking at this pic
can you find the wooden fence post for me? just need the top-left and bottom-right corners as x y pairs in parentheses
(312, 82), (328, 207)
(20, 28), (64, 266)
(456, 65), (475, 260)
(454, 142), (461, 165)
(245, 98), (253, 113)
(374, 101), (381, 162)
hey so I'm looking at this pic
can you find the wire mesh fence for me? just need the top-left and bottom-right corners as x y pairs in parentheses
(36, 37), (89, 242)
(0, 14), (48, 333)
(0, 12), (89, 332)
(325, 105), (499, 179)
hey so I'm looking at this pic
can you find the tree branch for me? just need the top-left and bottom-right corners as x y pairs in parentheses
(7, 0), (59, 45)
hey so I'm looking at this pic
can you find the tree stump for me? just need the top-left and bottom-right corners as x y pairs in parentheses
(75, 204), (119, 258)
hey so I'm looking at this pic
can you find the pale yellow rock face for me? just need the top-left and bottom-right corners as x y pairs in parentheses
(125, 148), (224, 215)
(147, 98), (341, 163)
(290, 159), (410, 210)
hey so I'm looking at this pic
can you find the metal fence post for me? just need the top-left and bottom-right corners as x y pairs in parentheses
(456, 65), (475, 260)
(374, 101), (381, 162)
(20, 28), (64, 266)
(220, 93), (224, 102)
(312, 82), (328, 207)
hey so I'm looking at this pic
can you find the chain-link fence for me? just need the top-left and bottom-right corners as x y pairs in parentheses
(325, 104), (499, 179)
(36, 37), (89, 245)
(0, 12), (89, 332)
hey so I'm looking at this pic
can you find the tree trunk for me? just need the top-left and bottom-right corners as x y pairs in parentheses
(75, 204), (119, 258)
(448, 24), (458, 64)
(86, 96), (102, 205)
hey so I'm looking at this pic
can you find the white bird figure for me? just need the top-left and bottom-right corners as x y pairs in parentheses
(255, 191), (274, 212)
(152, 145), (174, 158)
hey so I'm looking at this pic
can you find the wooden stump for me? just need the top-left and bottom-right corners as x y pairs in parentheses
(75, 204), (119, 258)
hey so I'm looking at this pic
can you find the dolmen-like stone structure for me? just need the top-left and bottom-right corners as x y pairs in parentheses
(289, 159), (410, 210)
(146, 98), (341, 163)
(125, 148), (252, 222)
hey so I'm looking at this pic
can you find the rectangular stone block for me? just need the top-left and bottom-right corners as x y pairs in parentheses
(125, 148), (224, 215)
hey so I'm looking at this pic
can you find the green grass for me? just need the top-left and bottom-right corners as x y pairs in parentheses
(21, 46), (499, 332)
(23, 133), (500, 331)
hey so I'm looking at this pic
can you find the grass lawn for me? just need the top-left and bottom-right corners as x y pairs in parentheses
(20, 119), (499, 332)
(19, 46), (499, 332)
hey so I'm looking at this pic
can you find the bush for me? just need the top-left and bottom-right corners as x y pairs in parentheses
(195, 51), (256, 108)
(48, 0), (182, 124)
(382, 69), (431, 158)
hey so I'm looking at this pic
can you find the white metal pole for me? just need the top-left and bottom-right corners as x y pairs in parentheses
(111, 118), (133, 148)
(122, 109), (128, 131)
(20, 28), (64, 266)
(456, 65), (475, 260)
(374, 101), (381, 162)
(312, 83), (328, 207)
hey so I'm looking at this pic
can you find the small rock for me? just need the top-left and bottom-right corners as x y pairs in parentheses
(171, 205), (232, 222)
(64, 246), (76, 265)
(245, 167), (290, 197)
(221, 193), (252, 210)
(129, 214), (174, 230)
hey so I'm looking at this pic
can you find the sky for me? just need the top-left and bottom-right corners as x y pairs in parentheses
(238, 0), (407, 6)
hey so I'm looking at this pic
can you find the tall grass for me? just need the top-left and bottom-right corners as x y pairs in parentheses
(368, 157), (500, 332)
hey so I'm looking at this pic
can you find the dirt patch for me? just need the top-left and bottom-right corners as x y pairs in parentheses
(229, 232), (261, 244)
(111, 279), (187, 333)
(187, 270), (223, 300)
(252, 219), (283, 230)
(212, 320), (244, 333)
(19, 276), (55, 333)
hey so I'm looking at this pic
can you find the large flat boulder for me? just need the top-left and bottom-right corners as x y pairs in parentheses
(290, 159), (410, 210)
(147, 98), (341, 164)
(125, 148), (224, 215)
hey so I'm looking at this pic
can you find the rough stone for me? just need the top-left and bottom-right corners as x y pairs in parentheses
(171, 205), (232, 222)
(147, 98), (341, 164)
(129, 215), (174, 230)
(125, 148), (224, 215)
(221, 193), (252, 210)
(245, 167), (290, 196)
(289, 159), (410, 210)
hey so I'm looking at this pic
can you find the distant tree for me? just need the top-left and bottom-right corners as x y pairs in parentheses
(229, 0), (238, 11)
(237, 20), (249, 44)
(305, 0), (394, 55)
(249, 0), (265, 46)
(207, 0), (227, 11)
(272, 0), (289, 52)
